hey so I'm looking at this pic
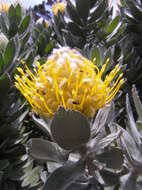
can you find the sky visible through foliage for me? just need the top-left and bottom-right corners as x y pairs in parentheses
(3, 0), (118, 17)
(2, 0), (44, 8)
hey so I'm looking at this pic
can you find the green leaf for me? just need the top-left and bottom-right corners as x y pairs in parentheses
(27, 138), (68, 162)
(51, 107), (90, 150)
(113, 44), (121, 62)
(22, 167), (41, 187)
(91, 47), (101, 66)
(106, 15), (120, 34)
(45, 41), (55, 54)
(67, 0), (82, 25)
(106, 24), (126, 48)
(103, 49), (112, 65)
(76, 0), (90, 21)
(0, 171), (3, 187)
(136, 120), (142, 131)
(68, 22), (83, 36)
(0, 53), (3, 73)
(8, 5), (15, 22)
(20, 32), (30, 50)
(15, 4), (22, 25)
(42, 159), (85, 190)
(19, 15), (30, 34)
(64, 31), (84, 48)
(0, 74), (10, 97)
(0, 125), (18, 138)
(0, 160), (10, 171)
(127, 0), (142, 21)
(89, 0), (106, 22)
(4, 39), (15, 66)
(8, 5), (18, 37)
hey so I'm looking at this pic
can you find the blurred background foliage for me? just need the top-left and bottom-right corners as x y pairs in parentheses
(0, 0), (142, 190)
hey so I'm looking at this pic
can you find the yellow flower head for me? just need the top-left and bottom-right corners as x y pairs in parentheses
(15, 47), (124, 118)
(0, 1), (9, 13)
(52, 1), (66, 16)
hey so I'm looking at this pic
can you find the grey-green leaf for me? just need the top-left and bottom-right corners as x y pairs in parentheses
(51, 107), (90, 150)
(121, 172), (137, 190)
(42, 159), (85, 190)
(27, 138), (68, 163)
(32, 114), (51, 137)
(91, 105), (111, 137)
(113, 123), (139, 166)
(126, 94), (141, 146)
(132, 85), (142, 121)
(95, 130), (122, 152)
(100, 169), (119, 186)
(96, 147), (124, 170)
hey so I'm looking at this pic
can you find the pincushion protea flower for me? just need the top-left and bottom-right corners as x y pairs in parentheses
(0, 1), (9, 13)
(15, 47), (124, 118)
(52, 1), (66, 16)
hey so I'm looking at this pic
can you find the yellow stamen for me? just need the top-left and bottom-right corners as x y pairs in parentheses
(59, 90), (66, 109)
